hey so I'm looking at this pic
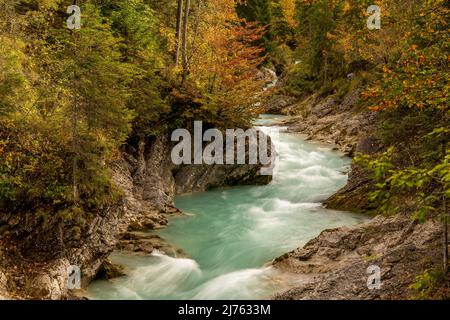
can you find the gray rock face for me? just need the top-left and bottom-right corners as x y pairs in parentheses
(132, 135), (177, 213)
(0, 131), (271, 299)
(325, 134), (383, 212)
(277, 89), (383, 212)
(273, 216), (442, 300)
(173, 128), (273, 193)
(260, 95), (297, 114)
(282, 90), (379, 157)
(175, 163), (270, 194)
(95, 259), (126, 280)
(256, 67), (277, 83)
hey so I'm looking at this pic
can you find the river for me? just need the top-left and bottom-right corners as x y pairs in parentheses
(87, 115), (367, 300)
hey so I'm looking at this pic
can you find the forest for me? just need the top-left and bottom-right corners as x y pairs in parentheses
(0, 0), (449, 300)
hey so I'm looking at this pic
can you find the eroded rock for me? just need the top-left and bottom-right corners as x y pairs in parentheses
(0, 131), (271, 299)
(273, 216), (442, 300)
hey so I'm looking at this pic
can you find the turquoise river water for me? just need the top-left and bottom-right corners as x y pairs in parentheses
(87, 115), (367, 300)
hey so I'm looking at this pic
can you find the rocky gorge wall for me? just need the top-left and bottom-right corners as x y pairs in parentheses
(264, 86), (444, 300)
(0, 132), (271, 299)
(0, 79), (443, 300)
(263, 87), (383, 212)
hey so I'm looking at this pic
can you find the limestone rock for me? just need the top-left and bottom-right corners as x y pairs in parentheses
(0, 131), (270, 299)
(273, 216), (442, 300)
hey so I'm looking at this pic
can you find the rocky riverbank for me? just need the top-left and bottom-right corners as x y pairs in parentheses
(0, 132), (271, 300)
(273, 215), (442, 299)
(263, 89), (379, 156)
(265, 87), (444, 300)
(263, 87), (383, 212)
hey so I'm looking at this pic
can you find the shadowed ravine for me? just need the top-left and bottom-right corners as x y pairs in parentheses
(87, 115), (368, 300)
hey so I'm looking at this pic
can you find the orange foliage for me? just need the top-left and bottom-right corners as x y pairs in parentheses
(186, 0), (267, 127)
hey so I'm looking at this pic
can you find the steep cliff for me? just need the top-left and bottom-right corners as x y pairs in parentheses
(0, 132), (271, 299)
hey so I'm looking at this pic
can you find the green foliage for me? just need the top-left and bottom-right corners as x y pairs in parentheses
(236, 0), (274, 54)
(0, 0), (270, 230)
(281, 61), (319, 97)
(410, 269), (450, 300)
(0, 37), (33, 116)
(351, 0), (449, 224)
(106, 0), (171, 137)
(298, 1), (341, 76)
(289, 0), (352, 95)
(0, 117), (72, 211)
(356, 125), (449, 220)
(0, 0), (164, 225)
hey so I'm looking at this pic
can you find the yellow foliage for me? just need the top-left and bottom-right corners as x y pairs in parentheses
(280, 0), (298, 28)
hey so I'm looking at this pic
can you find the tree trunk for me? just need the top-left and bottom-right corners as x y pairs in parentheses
(443, 140), (448, 274)
(182, 0), (190, 79)
(174, 0), (183, 66)
(71, 0), (80, 207)
(72, 103), (79, 206)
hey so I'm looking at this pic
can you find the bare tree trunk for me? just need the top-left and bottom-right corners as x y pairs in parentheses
(443, 141), (448, 274)
(71, 0), (79, 207)
(72, 102), (79, 206)
(174, 0), (183, 66)
(182, 0), (190, 80)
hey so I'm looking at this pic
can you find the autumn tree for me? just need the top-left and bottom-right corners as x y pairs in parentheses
(236, 0), (274, 54)
(358, 0), (449, 274)
(176, 0), (266, 128)
(0, 1), (135, 227)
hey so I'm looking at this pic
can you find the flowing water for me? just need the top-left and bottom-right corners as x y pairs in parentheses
(88, 115), (368, 300)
